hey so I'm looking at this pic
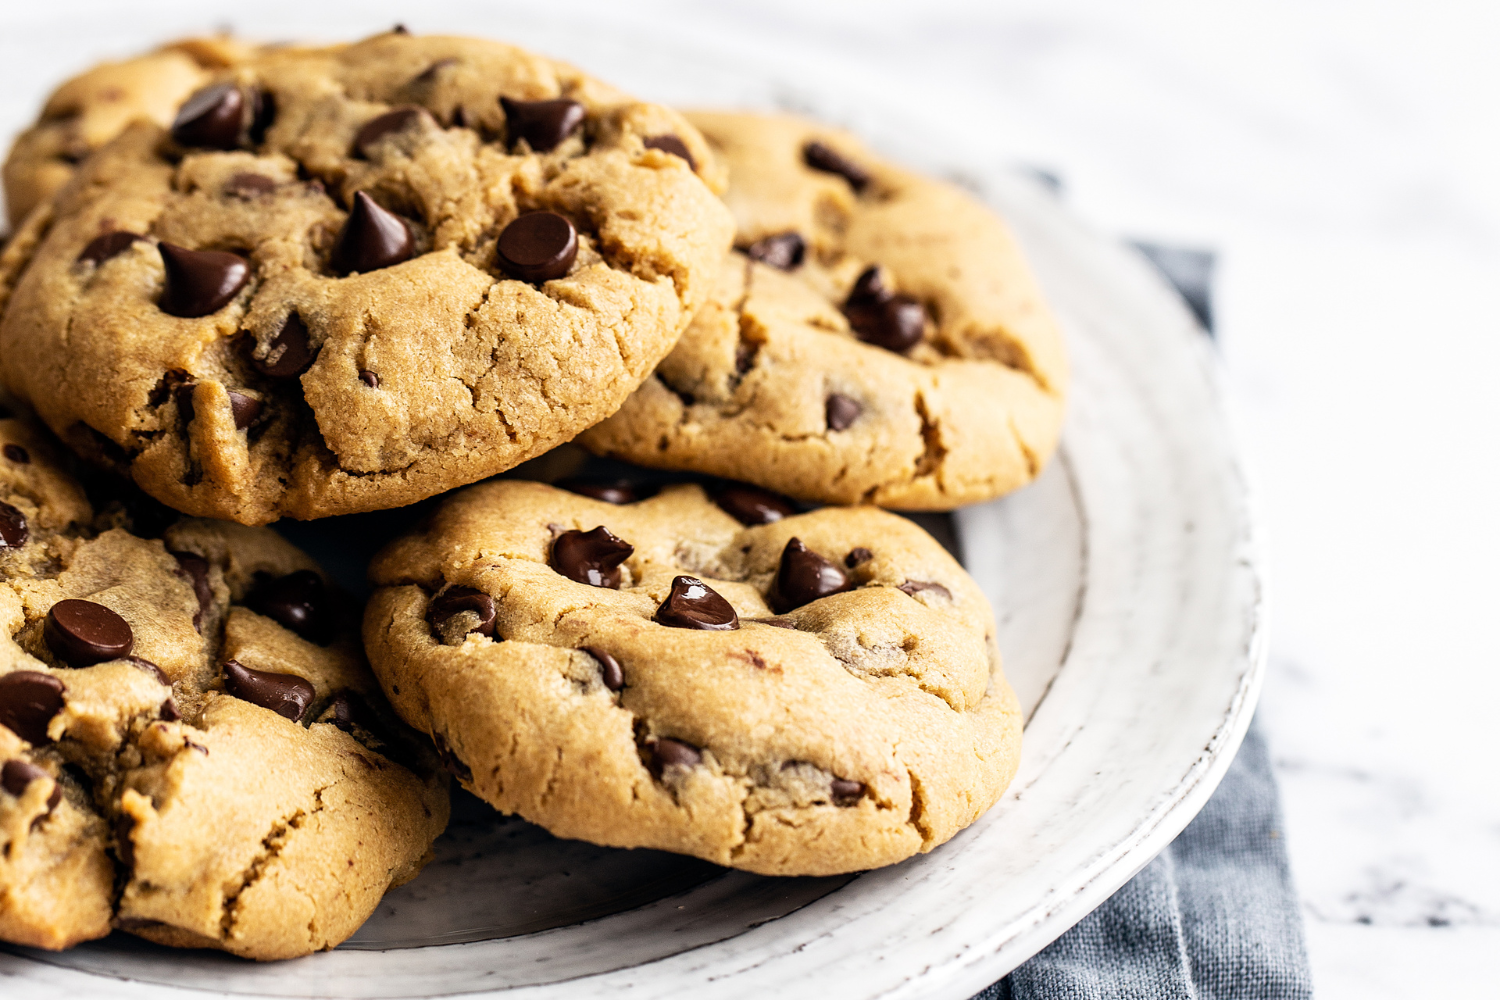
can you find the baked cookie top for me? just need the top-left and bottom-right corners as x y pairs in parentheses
(0, 31), (734, 524)
(0, 417), (447, 957)
(365, 479), (1022, 877)
(3, 37), (258, 229)
(580, 112), (1067, 509)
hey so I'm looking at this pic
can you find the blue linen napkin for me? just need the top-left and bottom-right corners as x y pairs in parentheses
(974, 239), (1312, 1000)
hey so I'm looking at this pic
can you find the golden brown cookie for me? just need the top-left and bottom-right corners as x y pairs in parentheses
(364, 479), (1022, 877)
(0, 417), (448, 958)
(580, 112), (1067, 509)
(3, 37), (258, 229)
(0, 31), (733, 524)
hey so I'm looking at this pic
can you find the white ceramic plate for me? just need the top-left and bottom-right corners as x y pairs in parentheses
(0, 22), (1265, 999)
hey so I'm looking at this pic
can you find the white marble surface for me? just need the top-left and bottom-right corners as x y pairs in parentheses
(1, 2), (1496, 996)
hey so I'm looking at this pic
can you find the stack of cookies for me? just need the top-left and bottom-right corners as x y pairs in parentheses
(0, 29), (1066, 959)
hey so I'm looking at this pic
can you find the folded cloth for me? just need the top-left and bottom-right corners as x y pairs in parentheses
(974, 717), (1313, 1000)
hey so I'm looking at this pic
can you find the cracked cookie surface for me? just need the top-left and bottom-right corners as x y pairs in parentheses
(0, 31), (733, 524)
(580, 112), (1067, 509)
(2, 36), (259, 230)
(0, 417), (448, 958)
(364, 479), (1021, 876)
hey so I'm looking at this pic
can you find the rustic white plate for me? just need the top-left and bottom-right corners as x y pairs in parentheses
(0, 18), (1264, 999)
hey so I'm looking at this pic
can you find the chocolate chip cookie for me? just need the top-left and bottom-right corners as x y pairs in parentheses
(0, 31), (733, 524)
(580, 112), (1067, 509)
(3, 36), (258, 229)
(364, 479), (1021, 877)
(0, 417), (448, 957)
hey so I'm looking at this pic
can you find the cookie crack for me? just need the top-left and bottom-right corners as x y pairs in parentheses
(218, 783), (333, 941)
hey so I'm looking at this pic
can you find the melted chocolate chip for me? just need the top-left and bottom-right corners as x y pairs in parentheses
(159, 698), (180, 721)
(556, 479), (637, 504)
(845, 547), (873, 568)
(222, 659), (315, 723)
(248, 88), (276, 144)
(825, 393), (862, 431)
(0, 671), (65, 745)
(354, 106), (432, 158)
(45, 600), (134, 667)
(649, 737), (701, 774)
(224, 172), (276, 198)
(803, 140), (871, 192)
(171, 82), (244, 149)
(0, 502), (26, 548)
(426, 586), (496, 640)
(745, 231), (805, 271)
(500, 97), (585, 152)
(158, 243), (250, 318)
(325, 691), (366, 734)
(496, 211), (578, 284)
(359, 370), (380, 388)
(830, 778), (864, 806)
(843, 266), (924, 353)
(174, 380), (197, 422)
(77, 231), (144, 265)
(898, 580), (952, 600)
(127, 657), (171, 686)
(1, 759), (52, 802)
(228, 391), (262, 428)
(250, 312), (315, 379)
(550, 527), (633, 589)
(655, 576), (739, 630)
(332, 191), (414, 275)
(773, 538), (852, 613)
(583, 647), (625, 691)
(170, 551), (212, 630)
(247, 569), (332, 643)
(643, 134), (696, 171)
(3, 444), (29, 464)
(114, 814), (136, 867)
(710, 484), (796, 525)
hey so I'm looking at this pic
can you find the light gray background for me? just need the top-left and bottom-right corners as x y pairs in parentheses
(3, 3), (1496, 996)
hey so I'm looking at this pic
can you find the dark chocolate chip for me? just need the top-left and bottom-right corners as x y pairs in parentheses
(1, 759), (57, 815)
(898, 580), (952, 600)
(830, 778), (864, 806)
(159, 698), (180, 721)
(643, 134), (696, 171)
(250, 312), (315, 378)
(556, 479), (636, 504)
(745, 231), (805, 271)
(354, 105), (432, 158)
(655, 575), (739, 630)
(845, 547), (873, 568)
(247, 87), (275, 144)
(734, 341), (758, 375)
(391, 23), (409, 34)
(158, 243), (250, 318)
(227, 391), (262, 428)
(45, 600), (134, 667)
(649, 736), (701, 773)
(842, 266), (924, 353)
(115, 813), (136, 867)
(583, 647), (624, 691)
(500, 97), (585, 152)
(0, 671), (65, 745)
(0, 501), (29, 550)
(772, 538), (852, 613)
(803, 140), (871, 192)
(224, 172), (276, 198)
(710, 484), (795, 525)
(331, 191), (413, 275)
(550, 526), (633, 589)
(77, 231), (144, 265)
(171, 82), (244, 149)
(170, 551), (212, 630)
(825, 393), (862, 431)
(127, 656), (170, 685)
(496, 211), (578, 284)
(247, 569), (332, 643)
(426, 586), (496, 640)
(222, 659), (315, 723)
(3, 444), (29, 464)
(324, 691), (383, 739)
(359, 370), (380, 388)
